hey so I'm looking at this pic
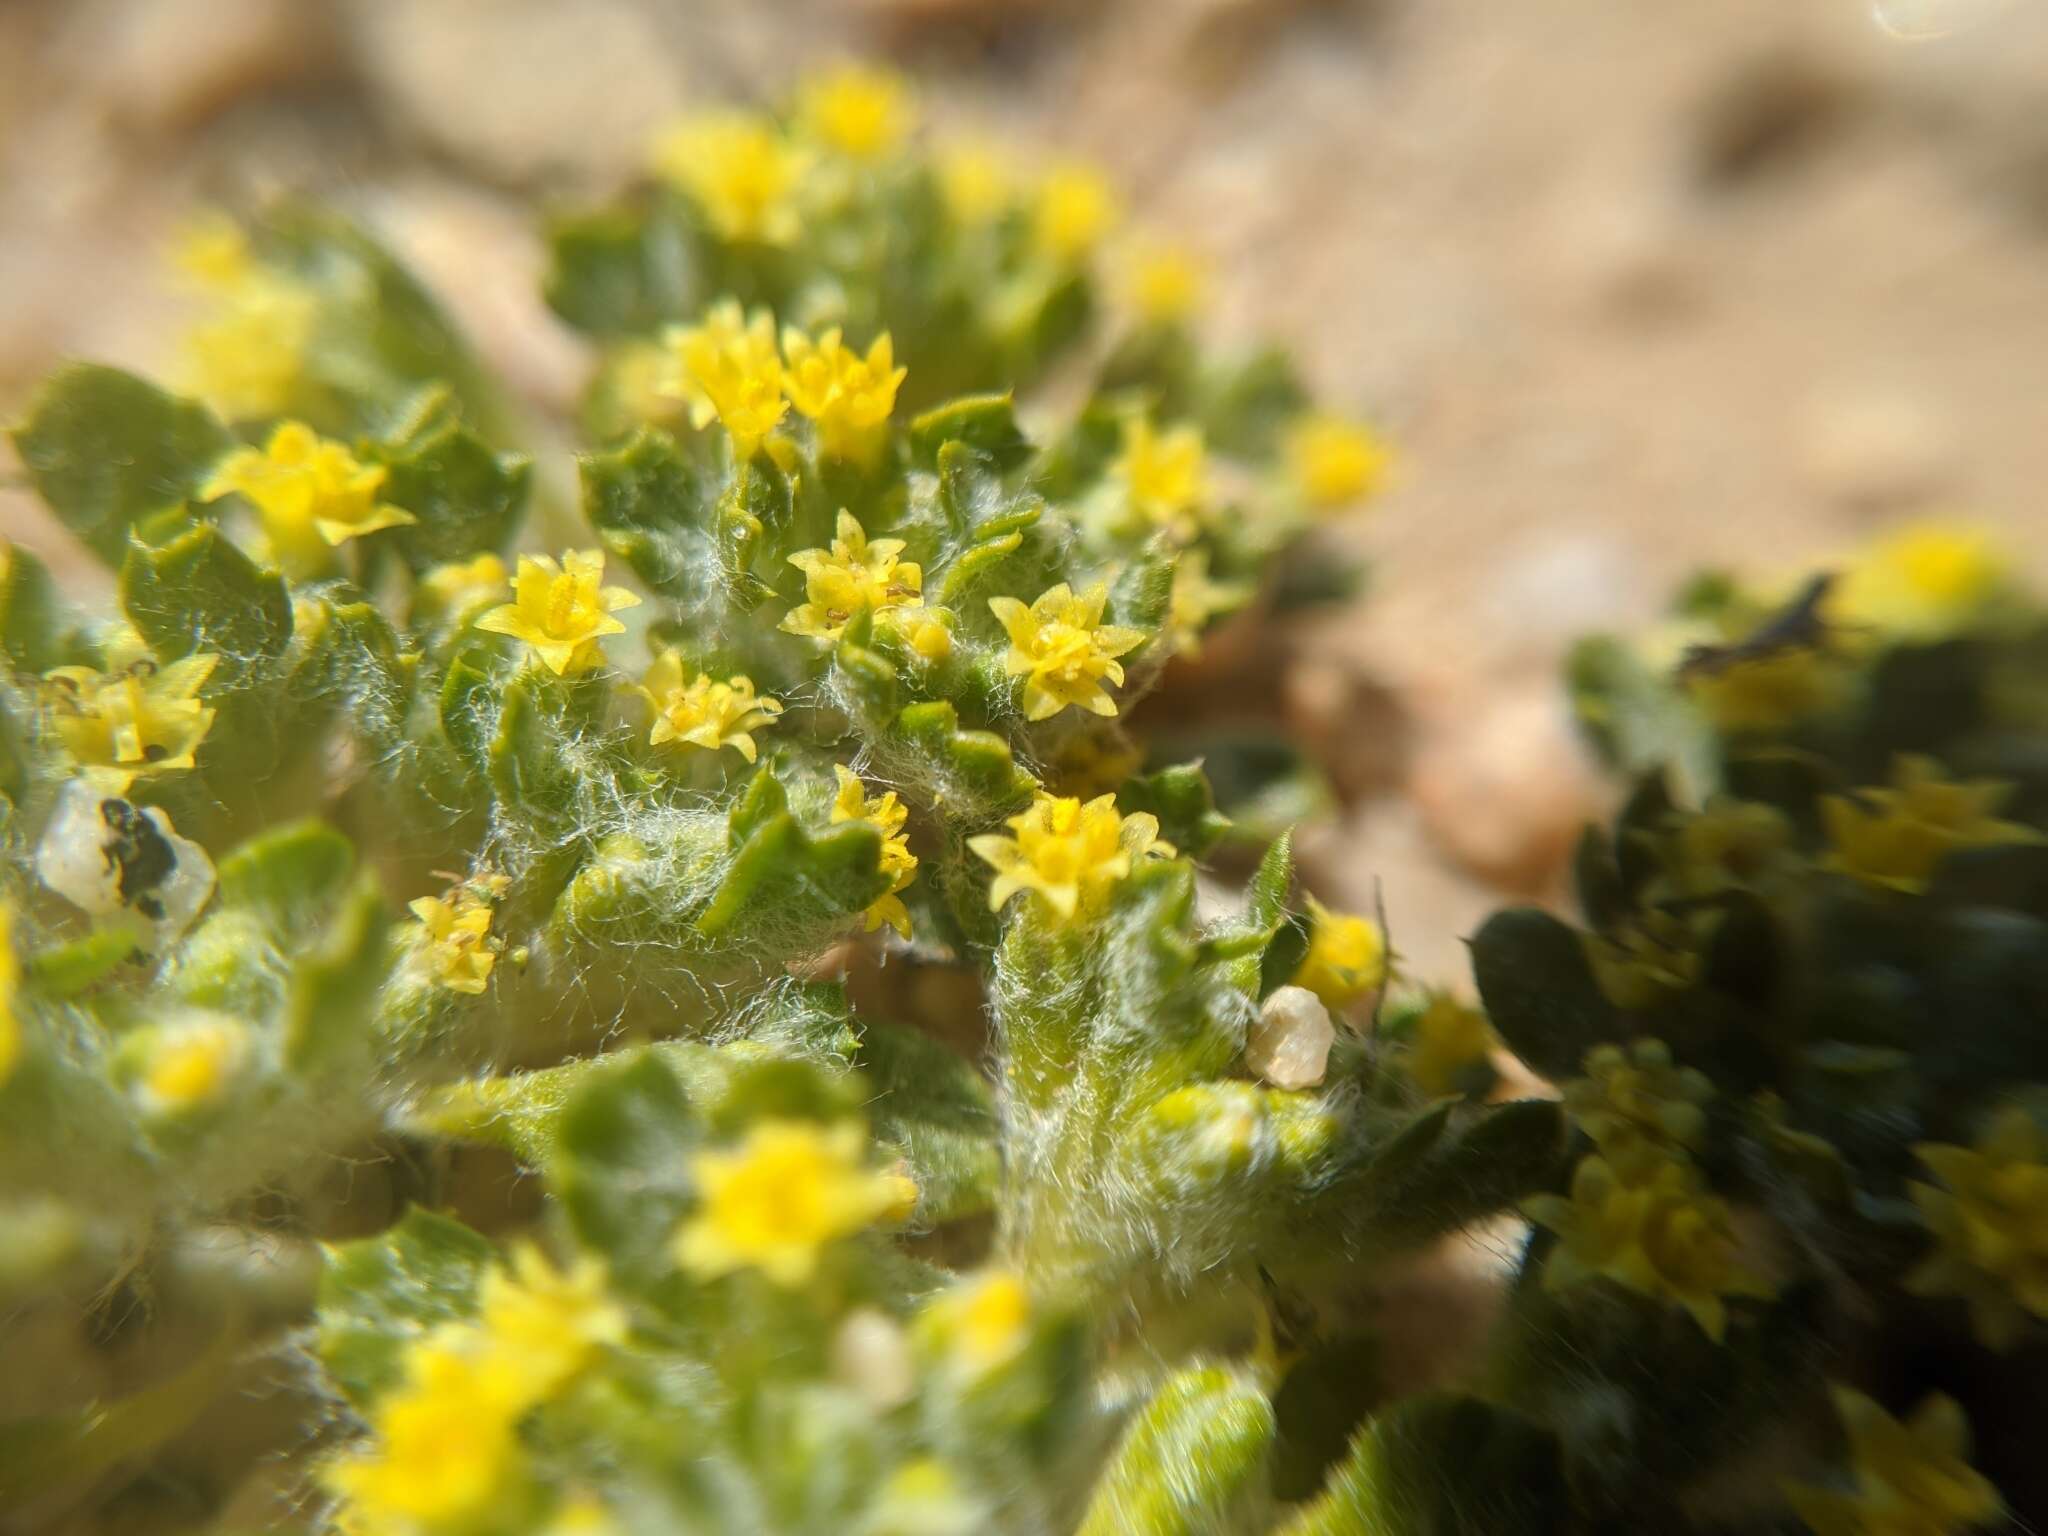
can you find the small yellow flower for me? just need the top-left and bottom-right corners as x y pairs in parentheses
(133, 1015), (246, 1116)
(660, 302), (789, 459)
(783, 510), (925, 642)
(1164, 549), (1249, 658)
(1405, 994), (1501, 1100)
(0, 906), (19, 1087)
(937, 142), (1012, 225)
(1112, 418), (1209, 540)
(200, 421), (416, 575)
(474, 550), (641, 676)
(476, 1245), (627, 1401)
(1561, 1040), (1713, 1179)
(675, 1119), (904, 1287)
(408, 882), (504, 996)
(179, 266), (316, 422)
(416, 552), (511, 623)
(172, 213), (257, 289)
(1905, 1107), (2048, 1351)
(1584, 908), (1716, 1010)
(781, 327), (907, 463)
(921, 1270), (1033, 1374)
(1524, 1153), (1774, 1342)
(637, 654), (783, 764)
(831, 765), (918, 940)
(967, 791), (1171, 921)
(1032, 162), (1118, 263)
(1786, 1388), (2005, 1536)
(987, 582), (1147, 722)
(1654, 798), (1795, 901)
(1123, 242), (1207, 326)
(43, 653), (218, 795)
(1283, 414), (1391, 511)
(1821, 756), (2041, 895)
(1292, 896), (1388, 1011)
(796, 64), (915, 161)
(328, 1338), (525, 1527)
(652, 112), (810, 246)
(1833, 522), (2006, 641)
(898, 607), (953, 662)
(1685, 647), (1846, 733)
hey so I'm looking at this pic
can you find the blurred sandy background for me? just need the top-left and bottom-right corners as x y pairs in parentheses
(4, 0), (2047, 979)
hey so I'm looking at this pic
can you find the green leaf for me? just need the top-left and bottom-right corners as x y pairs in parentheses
(216, 820), (356, 937)
(489, 674), (581, 827)
(438, 652), (497, 775)
(0, 542), (82, 672)
(10, 364), (230, 563)
(25, 929), (139, 999)
(316, 1208), (495, 1408)
(1075, 1364), (1275, 1536)
(908, 394), (1032, 474)
(1118, 761), (1232, 860)
(373, 386), (531, 569)
(1469, 908), (1622, 1082)
(543, 204), (698, 338)
(580, 428), (714, 599)
(282, 878), (390, 1074)
(119, 522), (292, 689)
(856, 1018), (1000, 1224)
(695, 791), (888, 942)
(553, 1050), (703, 1286)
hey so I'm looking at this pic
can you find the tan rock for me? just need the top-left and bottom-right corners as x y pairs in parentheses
(1246, 985), (1335, 1089)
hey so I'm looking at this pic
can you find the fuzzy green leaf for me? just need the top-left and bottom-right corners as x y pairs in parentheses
(373, 386), (531, 569)
(316, 1208), (495, 1408)
(856, 1018), (1000, 1224)
(1075, 1364), (1275, 1536)
(11, 364), (231, 563)
(552, 1050), (703, 1287)
(1469, 907), (1621, 1082)
(119, 522), (292, 690)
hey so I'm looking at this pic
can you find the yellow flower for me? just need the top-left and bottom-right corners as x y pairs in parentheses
(659, 301), (790, 459)
(133, 1016), (246, 1116)
(831, 765), (918, 940)
(328, 1338), (526, 1528)
(652, 112), (809, 245)
(1032, 162), (1118, 263)
(476, 1245), (627, 1401)
(796, 64), (915, 161)
(42, 652), (218, 794)
(921, 1270), (1032, 1374)
(1654, 798), (1795, 901)
(658, 299), (781, 433)
(1833, 522), (2006, 641)
(1164, 549), (1249, 658)
(1561, 1040), (1713, 1180)
(1523, 1153), (1774, 1341)
(1584, 908), (1716, 1010)
(967, 791), (1171, 921)
(172, 212), (257, 289)
(1905, 1107), (2048, 1351)
(1292, 896), (1388, 1011)
(1822, 756), (2041, 895)
(783, 510), (925, 642)
(1685, 647), (1846, 733)
(200, 421), (416, 575)
(1112, 418), (1209, 540)
(1786, 1388), (2004, 1536)
(937, 142), (1012, 225)
(179, 270), (316, 422)
(675, 1119), (904, 1287)
(416, 552), (510, 623)
(0, 906), (18, 1087)
(781, 327), (907, 463)
(408, 881), (504, 996)
(1123, 242), (1207, 326)
(1284, 414), (1391, 511)
(987, 582), (1146, 722)
(474, 550), (641, 676)
(637, 653), (783, 763)
(1405, 994), (1500, 1099)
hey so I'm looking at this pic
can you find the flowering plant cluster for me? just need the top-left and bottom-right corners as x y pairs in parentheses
(6, 60), (2041, 1536)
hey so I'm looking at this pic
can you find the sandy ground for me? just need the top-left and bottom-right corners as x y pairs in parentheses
(5, 0), (2048, 980)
